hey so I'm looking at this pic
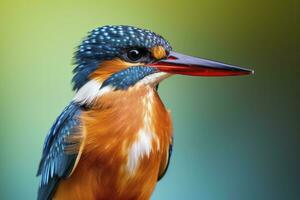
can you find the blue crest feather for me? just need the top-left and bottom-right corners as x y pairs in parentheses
(73, 25), (172, 90)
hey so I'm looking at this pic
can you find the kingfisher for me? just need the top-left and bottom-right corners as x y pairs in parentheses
(37, 25), (253, 200)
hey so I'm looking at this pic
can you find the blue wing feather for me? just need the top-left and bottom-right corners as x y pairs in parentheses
(37, 102), (82, 200)
(157, 142), (173, 181)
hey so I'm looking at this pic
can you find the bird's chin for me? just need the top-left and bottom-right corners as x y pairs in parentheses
(138, 71), (172, 87)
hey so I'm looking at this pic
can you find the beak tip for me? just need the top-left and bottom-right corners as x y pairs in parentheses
(240, 67), (254, 75)
(248, 68), (255, 75)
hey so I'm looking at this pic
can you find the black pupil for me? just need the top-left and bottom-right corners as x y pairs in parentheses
(128, 49), (142, 61)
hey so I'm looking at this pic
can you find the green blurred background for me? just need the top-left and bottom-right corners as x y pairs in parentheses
(0, 0), (299, 199)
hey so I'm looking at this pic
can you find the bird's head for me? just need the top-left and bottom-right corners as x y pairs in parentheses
(72, 25), (253, 104)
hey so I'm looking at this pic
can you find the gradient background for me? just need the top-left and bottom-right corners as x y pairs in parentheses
(0, 0), (299, 199)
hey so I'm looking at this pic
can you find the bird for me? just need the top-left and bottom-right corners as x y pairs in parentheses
(37, 25), (253, 200)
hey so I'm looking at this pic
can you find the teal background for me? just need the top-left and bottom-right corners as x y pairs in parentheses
(0, 0), (299, 199)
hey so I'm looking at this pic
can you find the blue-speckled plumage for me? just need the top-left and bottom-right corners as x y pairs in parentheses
(38, 25), (174, 200)
(101, 66), (158, 90)
(36, 23), (253, 200)
(37, 102), (82, 200)
(73, 25), (172, 90)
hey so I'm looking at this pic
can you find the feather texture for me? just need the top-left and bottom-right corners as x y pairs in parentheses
(53, 85), (173, 200)
(37, 102), (83, 200)
(72, 25), (172, 90)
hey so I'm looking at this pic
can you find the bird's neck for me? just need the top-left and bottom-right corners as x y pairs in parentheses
(59, 83), (172, 199)
(80, 83), (172, 174)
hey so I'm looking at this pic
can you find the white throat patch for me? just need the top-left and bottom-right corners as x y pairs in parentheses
(137, 72), (170, 87)
(73, 72), (170, 106)
(73, 79), (114, 105)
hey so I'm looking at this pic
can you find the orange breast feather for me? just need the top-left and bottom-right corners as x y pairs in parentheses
(54, 85), (172, 200)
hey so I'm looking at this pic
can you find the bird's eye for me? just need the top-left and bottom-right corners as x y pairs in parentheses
(126, 49), (143, 62)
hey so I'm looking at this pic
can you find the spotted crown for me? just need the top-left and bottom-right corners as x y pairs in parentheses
(72, 25), (172, 91)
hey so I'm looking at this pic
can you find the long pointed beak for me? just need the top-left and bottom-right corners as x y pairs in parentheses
(149, 51), (254, 76)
